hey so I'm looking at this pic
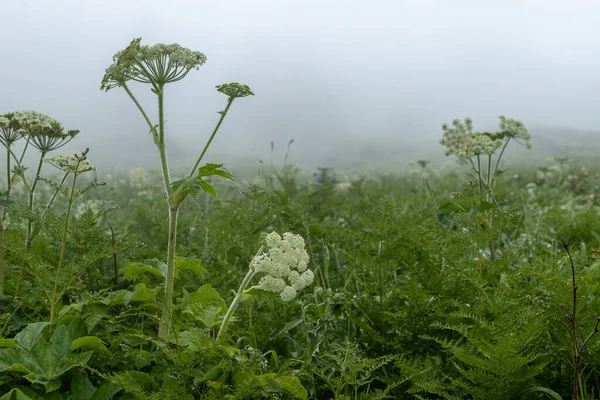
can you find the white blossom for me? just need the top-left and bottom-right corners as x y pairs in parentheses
(250, 231), (313, 301)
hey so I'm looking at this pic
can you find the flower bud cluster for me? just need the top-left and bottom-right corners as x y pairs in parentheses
(251, 232), (313, 301)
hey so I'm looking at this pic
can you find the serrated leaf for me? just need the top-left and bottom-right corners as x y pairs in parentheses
(197, 163), (235, 181)
(185, 284), (225, 305)
(122, 259), (166, 280)
(198, 180), (216, 197)
(175, 257), (207, 279)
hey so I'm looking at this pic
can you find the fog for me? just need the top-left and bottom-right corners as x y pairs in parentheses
(2, 0), (599, 171)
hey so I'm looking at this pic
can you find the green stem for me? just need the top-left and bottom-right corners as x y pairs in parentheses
(188, 98), (235, 177)
(122, 83), (159, 141)
(477, 155), (483, 197)
(6, 148), (11, 198)
(217, 268), (256, 340)
(49, 170), (78, 330)
(27, 173), (69, 245)
(159, 206), (178, 338)
(0, 214), (5, 296)
(156, 88), (172, 197)
(492, 138), (511, 180)
(26, 152), (46, 249)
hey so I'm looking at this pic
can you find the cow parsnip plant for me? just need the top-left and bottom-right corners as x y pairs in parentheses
(0, 111), (78, 295)
(101, 37), (253, 337)
(441, 116), (531, 202)
(217, 231), (314, 340)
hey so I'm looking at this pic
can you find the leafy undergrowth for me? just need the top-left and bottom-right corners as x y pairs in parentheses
(0, 155), (597, 399)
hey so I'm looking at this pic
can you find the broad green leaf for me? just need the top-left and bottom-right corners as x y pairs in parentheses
(71, 368), (96, 400)
(198, 180), (216, 197)
(90, 382), (122, 400)
(175, 256), (207, 279)
(197, 163), (235, 181)
(122, 259), (166, 280)
(0, 389), (35, 400)
(130, 284), (154, 303)
(185, 284), (224, 305)
(0, 320), (94, 393)
(70, 336), (110, 355)
(0, 339), (16, 349)
(276, 375), (308, 399)
(14, 322), (49, 352)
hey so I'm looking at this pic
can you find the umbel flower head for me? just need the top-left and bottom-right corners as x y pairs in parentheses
(498, 115), (531, 149)
(0, 110), (57, 147)
(441, 116), (530, 160)
(251, 231), (313, 301)
(27, 120), (79, 153)
(101, 37), (207, 91)
(45, 152), (96, 175)
(216, 83), (255, 99)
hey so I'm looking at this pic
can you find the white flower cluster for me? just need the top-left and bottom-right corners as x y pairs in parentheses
(0, 117), (9, 128)
(251, 232), (313, 301)
(499, 115), (531, 149)
(441, 117), (503, 160)
(455, 134), (504, 160)
(12, 110), (57, 128)
(45, 155), (96, 174)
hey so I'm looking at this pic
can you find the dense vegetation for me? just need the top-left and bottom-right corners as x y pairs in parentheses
(1, 37), (600, 399)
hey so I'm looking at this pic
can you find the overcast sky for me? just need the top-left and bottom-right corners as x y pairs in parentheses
(1, 0), (599, 169)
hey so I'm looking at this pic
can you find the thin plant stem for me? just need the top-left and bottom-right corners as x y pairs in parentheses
(26, 152), (46, 249)
(188, 97), (235, 177)
(122, 83), (158, 139)
(476, 155), (483, 197)
(492, 138), (511, 179)
(49, 171), (79, 331)
(217, 268), (256, 340)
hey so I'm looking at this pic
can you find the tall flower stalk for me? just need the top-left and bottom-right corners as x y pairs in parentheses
(0, 111), (78, 295)
(101, 38), (254, 338)
(45, 150), (97, 329)
(217, 231), (313, 340)
(440, 116), (531, 258)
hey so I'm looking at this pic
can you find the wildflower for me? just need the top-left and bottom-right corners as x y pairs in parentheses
(28, 121), (79, 153)
(101, 37), (207, 91)
(455, 133), (504, 160)
(0, 111), (57, 147)
(440, 118), (475, 157)
(498, 115), (531, 149)
(216, 82), (255, 98)
(45, 153), (96, 174)
(250, 231), (313, 301)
